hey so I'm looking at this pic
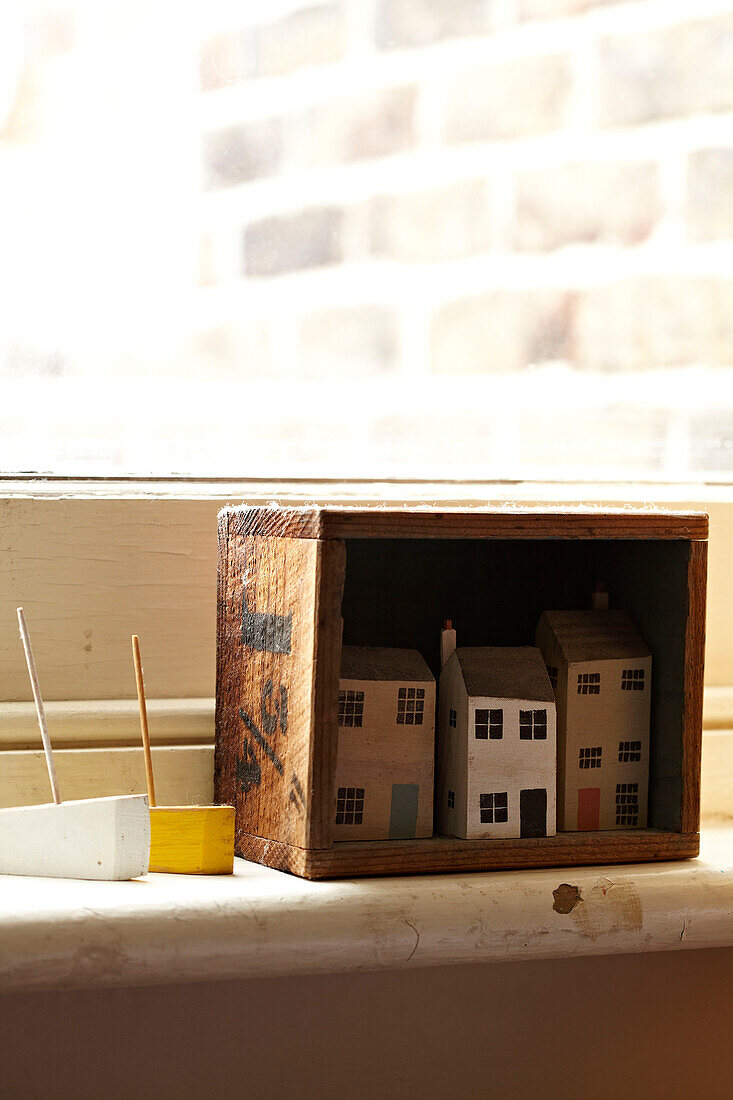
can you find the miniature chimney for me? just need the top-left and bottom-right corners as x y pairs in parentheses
(591, 581), (609, 611)
(441, 619), (457, 667)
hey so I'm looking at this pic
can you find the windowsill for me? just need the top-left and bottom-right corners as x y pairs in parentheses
(2, 826), (732, 995)
(2, 484), (732, 995)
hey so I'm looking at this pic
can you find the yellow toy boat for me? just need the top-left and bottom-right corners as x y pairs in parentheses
(133, 635), (234, 875)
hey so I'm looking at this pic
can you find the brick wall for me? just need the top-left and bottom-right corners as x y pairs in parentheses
(193, 0), (733, 478)
(2, 2), (733, 477)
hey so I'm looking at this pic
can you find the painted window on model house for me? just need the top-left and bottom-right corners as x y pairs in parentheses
(480, 792), (508, 823)
(616, 783), (639, 826)
(577, 672), (600, 695)
(449, 708), (457, 728)
(519, 709), (547, 739)
(621, 669), (645, 691)
(618, 740), (642, 763)
(339, 690), (364, 727)
(397, 686), (425, 725)
(336, 786), (365, 825)
(475, 708), (503, 739)
(447, 790), (455, 809)
(579, 746), (602, 769)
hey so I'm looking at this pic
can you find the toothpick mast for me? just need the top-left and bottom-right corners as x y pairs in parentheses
(132, 635), (156, 808)
(16, 607), (61, 805)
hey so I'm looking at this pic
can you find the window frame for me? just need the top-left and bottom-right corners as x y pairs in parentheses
(0, 477), (730, 817)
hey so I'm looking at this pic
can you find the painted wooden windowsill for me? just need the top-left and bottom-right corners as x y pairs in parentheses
(2, 827), (732, 996)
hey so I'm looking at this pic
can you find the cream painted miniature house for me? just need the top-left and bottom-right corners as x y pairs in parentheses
(334, 646), (435, 841)
(535, 607), (651, 832)
(437, 626), (557, 840)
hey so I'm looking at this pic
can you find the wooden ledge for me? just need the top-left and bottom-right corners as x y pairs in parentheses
(238, 829), (700, 880)
(224, 505), (709, 542)
(1, 828), (732, 995)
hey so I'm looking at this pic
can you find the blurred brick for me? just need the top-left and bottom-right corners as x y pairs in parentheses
(444, 55), (571, 143)
(599, 17), (733, 128)
(515, 161), (659, 251)
(300, 306), (398, 376)
(243, 207), (344, 276)
(688, 149), (733, 242)
(431, 291), (573, 374)
(204, 119), (281, 189)
(574, 279), (733, 371)
(369, 181), (492, 261)
(305, 85), (417, 165)
(200, 7), (346, 90)
(2, 343), (66, 378)
(256, 4), (346, 76)
(375, 0), (490, 49)
(518, 0), (620, 18)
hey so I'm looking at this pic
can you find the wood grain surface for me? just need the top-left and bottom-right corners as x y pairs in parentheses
(237, 828), (700, 879)
(215, 513), (345, 851)
(227, 506), (709, 542)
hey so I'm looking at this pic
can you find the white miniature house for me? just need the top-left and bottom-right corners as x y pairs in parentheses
(437, 624), (557, 840)
(334, 645), (435, 841)
(535, 598), (652, 832)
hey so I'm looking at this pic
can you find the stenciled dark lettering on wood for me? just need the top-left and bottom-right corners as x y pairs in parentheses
(238, 677), (307, 818)
(217, 519), (344, 854)
(242, 585), (292, 654)
(239, 705), (284, 776)
(234, 538), (306, 841)
(289, 772), (307, 816)
(236, 739), (261, 793)
(261, 678), (288, 737)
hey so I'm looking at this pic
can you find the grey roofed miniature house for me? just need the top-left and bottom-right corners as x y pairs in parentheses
(437, 636), (557, 841)
(335, 645), (435, 842)
(535, 609), (652, 832)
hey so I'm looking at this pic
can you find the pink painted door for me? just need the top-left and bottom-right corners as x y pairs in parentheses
(577, 788), (600, 830)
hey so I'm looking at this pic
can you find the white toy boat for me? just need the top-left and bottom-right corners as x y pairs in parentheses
(0, 794), (149, 880)
(2, 609), (150, 881)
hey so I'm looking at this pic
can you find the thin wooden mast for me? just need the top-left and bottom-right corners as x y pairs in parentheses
(17, 607), (61, 805)
(132, 635), (156, 808)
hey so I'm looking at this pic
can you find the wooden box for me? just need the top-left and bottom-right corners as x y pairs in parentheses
(215, 506), (707, 879)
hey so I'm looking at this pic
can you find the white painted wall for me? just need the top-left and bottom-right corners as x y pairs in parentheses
(465, 696), (557, 839)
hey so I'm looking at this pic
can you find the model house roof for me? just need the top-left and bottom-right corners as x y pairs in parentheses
(538, 610), (650, 663)
(454, 647), (554, 702)
(340, 645), (434, 682)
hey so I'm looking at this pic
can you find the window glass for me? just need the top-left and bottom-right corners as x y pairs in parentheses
(2, 3), (733, 477)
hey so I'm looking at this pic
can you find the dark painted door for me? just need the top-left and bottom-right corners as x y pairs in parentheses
(520, 788), (547, 838)
(389, 783), (419, 839)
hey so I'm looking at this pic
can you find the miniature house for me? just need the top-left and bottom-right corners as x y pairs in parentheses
(334, 645), (435, 841)
(535, 605), (652, 832)
(437, 626), (557, 840)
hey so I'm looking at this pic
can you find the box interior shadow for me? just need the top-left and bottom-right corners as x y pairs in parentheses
(341, 538), (691, 834)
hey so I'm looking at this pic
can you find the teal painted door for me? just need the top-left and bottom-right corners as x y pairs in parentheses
(389, 783), (419, 839)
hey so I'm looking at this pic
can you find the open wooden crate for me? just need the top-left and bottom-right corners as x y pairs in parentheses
(214, 506), (707, 879)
